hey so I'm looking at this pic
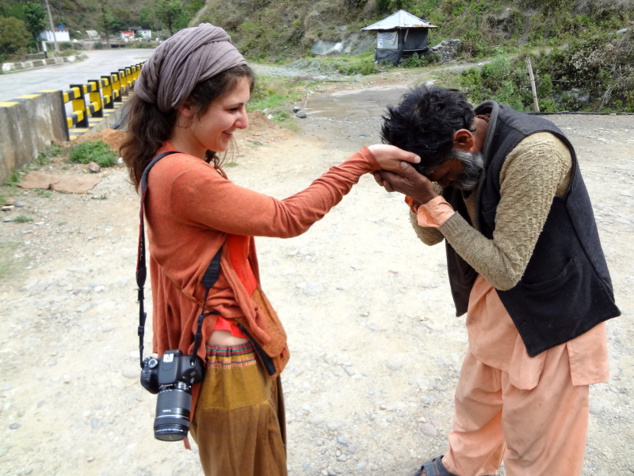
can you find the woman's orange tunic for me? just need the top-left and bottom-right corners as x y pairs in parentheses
(143, 144), (380, 412)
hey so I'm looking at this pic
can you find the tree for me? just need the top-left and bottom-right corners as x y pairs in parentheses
(98, 0), (112, 47)
(138, 7), (157, 30)
(96, 0), (127, 47)
(156, 0), (186, 35)
(0, 1), (24, 19)
(24, 2), (47, 48)
(0, 17), (31, 60)
(114, 6), (132, 26)
(106, 10), (126, 33)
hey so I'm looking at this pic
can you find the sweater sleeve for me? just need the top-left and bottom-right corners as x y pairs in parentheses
(437, 133), (572, 290)
(167, 147), (380, 238)
(409, 211), (445, 245)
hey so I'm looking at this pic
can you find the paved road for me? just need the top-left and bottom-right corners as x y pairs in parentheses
(0, 49), (155, 102)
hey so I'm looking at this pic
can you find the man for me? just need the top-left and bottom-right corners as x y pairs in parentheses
(376, 86), (620, 476)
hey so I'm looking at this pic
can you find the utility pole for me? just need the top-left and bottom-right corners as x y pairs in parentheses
(43, 0), (60, 53)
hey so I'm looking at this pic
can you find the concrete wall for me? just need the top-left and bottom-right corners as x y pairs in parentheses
(0, 92), (68, 182)
(2, 54), (85, 73)
(0, 91), (131, 183)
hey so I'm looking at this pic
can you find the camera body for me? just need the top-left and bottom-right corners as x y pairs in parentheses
(140, 350), (204, 441)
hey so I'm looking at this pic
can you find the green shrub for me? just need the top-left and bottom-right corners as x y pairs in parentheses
(457, 28), (633, 113)
(69, 140), (118, 167)
(532, 30), (634, 111)
(459, 55), (533, 111)
(400, 52), (441, 68)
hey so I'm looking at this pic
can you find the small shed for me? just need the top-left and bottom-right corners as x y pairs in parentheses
(362, 10), (438, 65)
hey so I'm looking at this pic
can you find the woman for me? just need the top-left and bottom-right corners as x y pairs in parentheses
(121, 23), (419, 476)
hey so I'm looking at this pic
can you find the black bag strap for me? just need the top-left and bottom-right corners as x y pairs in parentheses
(136, 151), (222, 367)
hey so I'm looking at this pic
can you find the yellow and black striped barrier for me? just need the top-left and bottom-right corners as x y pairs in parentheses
(0, 61), (145, 182)
(62, 62), (144, 140)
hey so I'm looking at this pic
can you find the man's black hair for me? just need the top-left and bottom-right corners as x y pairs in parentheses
(381, 85), (475, 175)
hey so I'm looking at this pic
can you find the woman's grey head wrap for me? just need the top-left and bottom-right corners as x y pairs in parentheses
(134, 23), (246, 112)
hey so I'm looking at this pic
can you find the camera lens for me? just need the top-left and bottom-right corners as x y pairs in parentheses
(153, 383), (192, 441)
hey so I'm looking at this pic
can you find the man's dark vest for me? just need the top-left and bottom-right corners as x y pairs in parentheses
(443, 101), (620, 357)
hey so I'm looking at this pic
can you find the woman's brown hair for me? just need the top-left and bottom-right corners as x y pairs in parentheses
(121, 64), (255, 189)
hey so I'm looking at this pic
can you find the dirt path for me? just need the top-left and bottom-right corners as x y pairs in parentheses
(0, 78), (632, 475)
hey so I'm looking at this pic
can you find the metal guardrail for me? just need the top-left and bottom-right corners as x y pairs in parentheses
(54, 62), (144, 140)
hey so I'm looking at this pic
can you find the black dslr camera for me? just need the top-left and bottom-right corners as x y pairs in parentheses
(140, 350), (204, 441)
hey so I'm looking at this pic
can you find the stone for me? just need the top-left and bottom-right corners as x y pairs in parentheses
(429, 39), (462, 62)
(420, 422), (438, 437)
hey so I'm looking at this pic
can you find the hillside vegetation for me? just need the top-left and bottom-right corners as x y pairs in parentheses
(192, 0), (633, 112)
(0, 0), (203, 45)
(1, 0), (633, 112)
(192, 0), (632, 59)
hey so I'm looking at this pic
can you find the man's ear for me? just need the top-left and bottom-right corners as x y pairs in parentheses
(453, 129), (475, 152)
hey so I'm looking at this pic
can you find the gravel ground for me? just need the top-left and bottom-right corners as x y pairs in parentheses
(0, 70), (632, 476)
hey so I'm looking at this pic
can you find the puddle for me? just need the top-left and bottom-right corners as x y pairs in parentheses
(305, 85), (410, 120)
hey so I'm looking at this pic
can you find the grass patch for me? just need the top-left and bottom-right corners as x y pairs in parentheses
(291, 52), (378, 76)
(69, 140), (118, 168)
(249, 74), (311, 125)
(36, 144), (64, 166)
(13, 215), (33, 223)
(34, 189), (52, 198)
(5, 171), (20, 186)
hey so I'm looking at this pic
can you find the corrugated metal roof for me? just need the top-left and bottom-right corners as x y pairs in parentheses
(361, 9), (438, 31)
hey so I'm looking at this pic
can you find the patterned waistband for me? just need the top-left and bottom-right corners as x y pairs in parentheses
(205, 342), (257, 369)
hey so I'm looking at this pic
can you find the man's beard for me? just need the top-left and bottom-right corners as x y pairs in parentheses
(449, 149), (484, 191)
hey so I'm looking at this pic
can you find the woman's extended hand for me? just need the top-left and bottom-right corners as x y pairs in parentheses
(367, 144), (420, 173)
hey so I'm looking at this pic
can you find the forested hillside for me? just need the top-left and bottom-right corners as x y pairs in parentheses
(192, 0), (633, 59)
(0, 0), (203, 48)
(2, 0), (631, 58)
(1, 0), (632, 111)
(190, 0), (633, 112)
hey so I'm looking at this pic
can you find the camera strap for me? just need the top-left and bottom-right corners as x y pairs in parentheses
(136, 151), (223, 368)
(137, 151), (178, 368)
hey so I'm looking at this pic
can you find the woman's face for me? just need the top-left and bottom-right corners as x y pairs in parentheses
(176, 76), (251, 158)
